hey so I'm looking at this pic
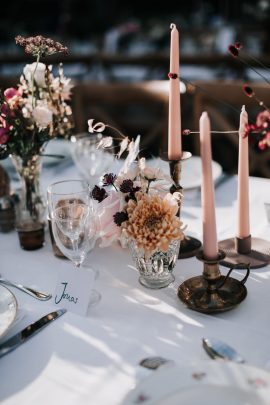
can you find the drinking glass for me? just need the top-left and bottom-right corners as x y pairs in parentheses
(71, 134), (115, 186)
(47, 179), (90, 258)
(52, 202), (101, 306)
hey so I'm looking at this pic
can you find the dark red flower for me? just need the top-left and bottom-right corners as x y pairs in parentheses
(0, 104), (9, 116)
(120, 179), (134, 193)
(243, 85), (254, 98)
(91, 185), (108, 203)
(0, 128), (9, 145)
(168, 72), (178, 79)
(103, 173), (116, 186)
(228, 44), (239, 57)
(235, 42), (242, 50)
(113, 211), (128, 226)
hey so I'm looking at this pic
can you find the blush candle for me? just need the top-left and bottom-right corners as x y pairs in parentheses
(168, 23), (182, 160)
(237, 105), (250, 238)
(200, 112), (219, 260)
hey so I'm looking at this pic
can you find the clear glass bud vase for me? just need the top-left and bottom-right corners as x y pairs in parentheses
(130, 239), (180, 289)
(12, 155), (45, 224)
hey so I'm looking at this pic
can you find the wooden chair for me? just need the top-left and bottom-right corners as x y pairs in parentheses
(72, 81), (173, 156)
(192, 80), (270, 177)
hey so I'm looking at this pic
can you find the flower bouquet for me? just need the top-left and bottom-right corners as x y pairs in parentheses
(0, 35), (73, 223)
(90, 122), (185, 288)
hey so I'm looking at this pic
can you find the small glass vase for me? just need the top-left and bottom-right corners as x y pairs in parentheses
(130, 240), (180, 289)
(11, 155), (45, 224)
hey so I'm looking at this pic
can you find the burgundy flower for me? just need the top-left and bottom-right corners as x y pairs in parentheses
(0, 104), (9, 116)
(243, 85), (254, 98)
(113, 211), (128, 226)
(103, 173), (116, 186)
(168, 72), (178, 79)
(228, 44), (239, 57)
(120, 179), (134, 193)
(91, 185), (108, 203)
(0, 128), (9, 145)
(235, 42), (242, 50)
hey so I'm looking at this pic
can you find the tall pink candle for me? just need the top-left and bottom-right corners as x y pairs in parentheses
(168, 23), (182, 160)
(200, 112), (219, 260)
(237, 105), (250, 238)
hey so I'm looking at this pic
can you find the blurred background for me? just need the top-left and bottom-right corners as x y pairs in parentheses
(1, 0), (270, 176)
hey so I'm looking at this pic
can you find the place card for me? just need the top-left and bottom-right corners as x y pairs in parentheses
(53, 266), (95, 316)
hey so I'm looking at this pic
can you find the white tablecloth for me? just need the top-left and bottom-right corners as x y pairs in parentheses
(1, 161), (270, 404)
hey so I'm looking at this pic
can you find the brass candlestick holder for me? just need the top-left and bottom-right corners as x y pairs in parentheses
(218, 235), (270, 269)
(177, 250), (250, 314)
(161, 151), (202, 259)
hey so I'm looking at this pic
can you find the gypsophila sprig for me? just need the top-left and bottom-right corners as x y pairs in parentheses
(15, 35), (68, 57)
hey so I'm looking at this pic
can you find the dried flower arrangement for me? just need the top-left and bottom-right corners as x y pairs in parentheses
(0, 35), (73, 160)
(89, 120), (185, 255)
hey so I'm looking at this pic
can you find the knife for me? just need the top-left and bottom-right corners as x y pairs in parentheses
(202, 337), (245, 363)
(0, 308), (66, 359)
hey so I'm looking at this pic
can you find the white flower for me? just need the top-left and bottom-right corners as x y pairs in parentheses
(23, 62), (46, 87)
(32, 105), (53, 128)
(88, 119), (106, 133)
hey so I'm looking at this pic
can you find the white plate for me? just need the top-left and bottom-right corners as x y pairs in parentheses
(0, 285), (17, 340)
(42, 139), (72, 167)
(123, 361), (270, 404)
(149, 156), (222, 190)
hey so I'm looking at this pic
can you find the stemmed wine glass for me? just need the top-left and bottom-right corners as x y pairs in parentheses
(50, 194), (101, 307)
(47, 179), (91, 258)
(71, 133), (115, 187)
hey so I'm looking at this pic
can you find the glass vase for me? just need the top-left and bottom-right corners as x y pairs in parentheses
(11, 155), (45, 224)
(130, 239), (180, 289)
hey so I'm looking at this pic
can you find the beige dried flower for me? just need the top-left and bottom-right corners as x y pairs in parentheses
(123, 193), (185, 257)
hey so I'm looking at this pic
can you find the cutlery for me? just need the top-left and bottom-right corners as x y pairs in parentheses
(202, 337), (245, 363)
(0, 308), (66, 358)
(0, 277), (52, 301)
(139, 356), (171, 370)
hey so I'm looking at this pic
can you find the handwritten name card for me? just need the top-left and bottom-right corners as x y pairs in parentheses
(53, 266), (96, 316)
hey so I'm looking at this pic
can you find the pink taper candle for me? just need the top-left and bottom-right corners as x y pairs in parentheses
(237, 105), (250, 238)
(200, 112), (219, 260)
(168, 23), (182, 160)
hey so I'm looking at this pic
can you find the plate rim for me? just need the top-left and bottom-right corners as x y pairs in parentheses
(0, 284), (18, 340)
(123, 360), (270, 404)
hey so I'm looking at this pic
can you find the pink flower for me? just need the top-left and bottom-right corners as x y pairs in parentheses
(0, 127), (9, 145)
(256, 110), (270, 128)
(4, 87), (21, 100)
(95, 191), (122, 247)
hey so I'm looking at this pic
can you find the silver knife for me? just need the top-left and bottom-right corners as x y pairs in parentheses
(202, 337), (245, 363)
(0, 308), (67, 359)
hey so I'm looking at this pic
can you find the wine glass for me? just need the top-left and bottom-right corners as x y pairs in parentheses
(71, 133), (115, 186)
(51, 202), (101, 307)
(47, 179), (90, 258)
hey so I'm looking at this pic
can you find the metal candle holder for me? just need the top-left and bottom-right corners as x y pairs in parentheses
(177, 250), (250, 314)
(218, 235), (270, 269)
(161, 151), (202, 259)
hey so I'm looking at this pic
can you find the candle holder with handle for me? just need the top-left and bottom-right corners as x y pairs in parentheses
(177, 249), (250, 313)
(218, 235), (270, 269)
(161, 151), (202, 259)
